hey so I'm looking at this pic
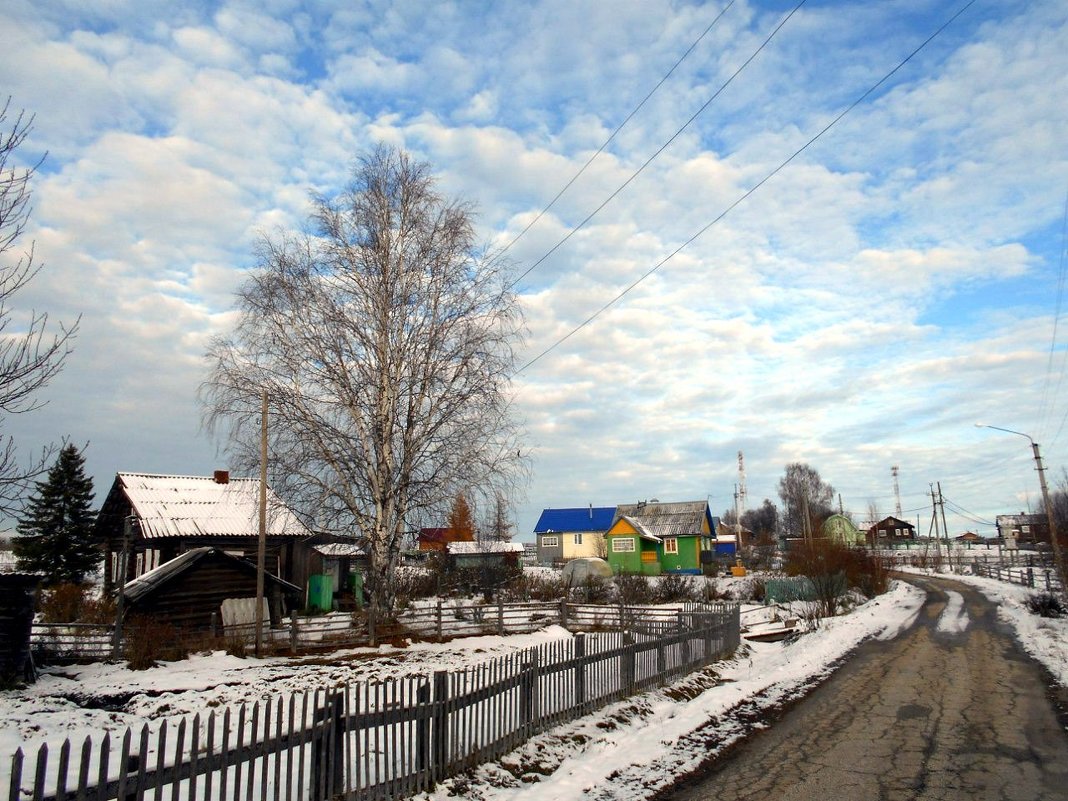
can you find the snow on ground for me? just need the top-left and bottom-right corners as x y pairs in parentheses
(3, 570), (1066, 800)
(904, 567), (1068, 686)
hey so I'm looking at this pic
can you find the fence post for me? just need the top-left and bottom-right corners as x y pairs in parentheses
(329, 691), (345, 798)
(432, 671), (449, 779)
(519, 654), (540, 732)
(559, 599), (568, 629)
(1047, 571), (1053, 592)
(1028, 567), (1035, 588)
(497, 601), (505, 636)
(436, 601), (443, 641)
(290, 612), (298, 653)
(574, 634), (586, 708)
(416, 681), (431, 775)
(677, 611), (691, 667)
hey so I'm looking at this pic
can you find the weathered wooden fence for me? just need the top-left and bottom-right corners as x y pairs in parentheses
(972, 562), (1062, 593)
(9, 604), (740, 801)
(30, 601), (722, 663)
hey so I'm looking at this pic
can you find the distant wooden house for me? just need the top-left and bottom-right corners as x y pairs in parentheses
(95, 471), (314, 594)
(822, 514), (864, 546)
(533, 506), (617, 565)
(121, 547), (301, 632)
(956, 531), (982, 543)
(995, 513), (1049, 545)
(605, 500), (717, 576)
(868, 516), (917, 543)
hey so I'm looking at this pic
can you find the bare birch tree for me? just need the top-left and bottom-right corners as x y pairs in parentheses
(202, 147), (525, 617)
(0, 100), (78, 514)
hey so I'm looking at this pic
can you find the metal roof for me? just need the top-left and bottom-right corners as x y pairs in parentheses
(118, 473), (311, 540)
(533, 507), (617, 534)
(613, 500), (713, 539)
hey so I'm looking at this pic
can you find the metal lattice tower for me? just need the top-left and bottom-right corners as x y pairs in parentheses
(737, 451), (747, 517)
(892, 465), (902, 517)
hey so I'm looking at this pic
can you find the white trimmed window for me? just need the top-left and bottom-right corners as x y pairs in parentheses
(612, 537), (636, 552)
(541, 536), (559, 547)
(664, 538), (678, 554)
(573, 532), (583, 546)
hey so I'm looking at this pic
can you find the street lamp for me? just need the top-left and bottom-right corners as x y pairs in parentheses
(975, 423), (1065, 596)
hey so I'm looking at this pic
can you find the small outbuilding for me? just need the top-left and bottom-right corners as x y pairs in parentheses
(121, 547), (302, 633)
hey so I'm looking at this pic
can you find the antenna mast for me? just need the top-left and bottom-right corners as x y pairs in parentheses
(737, 451), (747, 519)
(892, 465), (902, 518)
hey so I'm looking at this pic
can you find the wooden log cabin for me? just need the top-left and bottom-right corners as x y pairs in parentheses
(95, 471), (314, 595)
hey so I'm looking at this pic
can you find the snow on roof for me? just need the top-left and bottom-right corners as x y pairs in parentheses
(118, 473), (311, 540)
(312, 542), (367, 558)
(447, 540), (525, 555)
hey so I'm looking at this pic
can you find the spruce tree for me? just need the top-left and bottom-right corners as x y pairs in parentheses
(14, 444), (98, 585)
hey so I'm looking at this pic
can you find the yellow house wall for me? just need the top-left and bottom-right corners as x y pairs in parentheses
(561, 532), (605, 559)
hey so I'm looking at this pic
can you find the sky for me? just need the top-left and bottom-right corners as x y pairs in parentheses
(1, 0), (1067, 541)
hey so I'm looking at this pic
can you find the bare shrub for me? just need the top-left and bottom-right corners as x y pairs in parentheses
(38, 583), (87, 623)
(1027, 592), (1066, 618)
(654, 572), (699, 603)
(393, 566), (439, 608)
(38, 583), (114, 624)
(614, 572), (652, 605)
(786, 540), (891, 618)
(124, 615), (189, 669)
(501, 571), (566, 601)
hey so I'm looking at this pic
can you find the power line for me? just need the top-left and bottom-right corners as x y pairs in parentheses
(515, 0), (976, 375)
(507, 0), (807, 291)
(493, 1), (736, 264)
(1044, 188), (1068, 446)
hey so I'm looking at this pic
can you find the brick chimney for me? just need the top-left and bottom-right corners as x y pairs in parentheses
(213, 470), (230, 484)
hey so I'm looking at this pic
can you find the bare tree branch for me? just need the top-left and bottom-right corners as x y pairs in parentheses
(0, 99), (78, 515)
(202, 146), (528, 616)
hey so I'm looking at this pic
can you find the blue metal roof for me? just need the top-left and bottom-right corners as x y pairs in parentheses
(534, 507), (616, 534)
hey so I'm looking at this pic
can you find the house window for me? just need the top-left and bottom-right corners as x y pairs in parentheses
(541, 536), (559, 548)
(612, 538), (635, 552)
(664, 538), (678, 554)
(573, 532), (583, 546)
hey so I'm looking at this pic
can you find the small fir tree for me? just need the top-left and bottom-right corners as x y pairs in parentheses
(14, 444), (98, 585)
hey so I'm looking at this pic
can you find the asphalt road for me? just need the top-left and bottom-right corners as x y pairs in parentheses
(665, 574), (1068, 801)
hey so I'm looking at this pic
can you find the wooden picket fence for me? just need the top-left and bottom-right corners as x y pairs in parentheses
(8, 604), (740, 801)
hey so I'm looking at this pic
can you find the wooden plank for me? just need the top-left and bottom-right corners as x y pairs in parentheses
(8, 748), (23, 801)
(133, 725), (149, 801)
(232, 704), (246, 801)
(205, 711), (217, 801)
(218, 709), (231, 801)
(187, 715), (200, 801)
(94, 733), (109, 801)
(171, 718), (186, 801)
(74, 737), (91, 801)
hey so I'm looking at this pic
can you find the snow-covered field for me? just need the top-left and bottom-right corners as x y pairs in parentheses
(3, 570), (1066, 800)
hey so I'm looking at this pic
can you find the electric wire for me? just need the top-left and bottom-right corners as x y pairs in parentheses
(1044, 189), (1068, 447)
(492, 1), (736, 263)
(942, 497), (995, 527)
(515, 0), (976, 375)
(507, 0), (807, 291)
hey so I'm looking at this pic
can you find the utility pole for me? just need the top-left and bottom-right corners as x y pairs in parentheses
(929, 484), (943, 567)
(937, 482), (952, 571)
(976, 425), (1067, 598)
(112, 515), (135, 659)
(255, 389), (268, 658)
(892, 466), (902, 518)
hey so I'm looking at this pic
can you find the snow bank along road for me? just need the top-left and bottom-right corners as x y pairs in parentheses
(665, 574), (1068, 801)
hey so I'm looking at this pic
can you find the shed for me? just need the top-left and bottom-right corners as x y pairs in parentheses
(121, 547), (302, 632)
(0, 572), (39, 684)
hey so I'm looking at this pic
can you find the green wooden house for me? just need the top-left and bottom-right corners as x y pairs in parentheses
(605, 500), (717, 575)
